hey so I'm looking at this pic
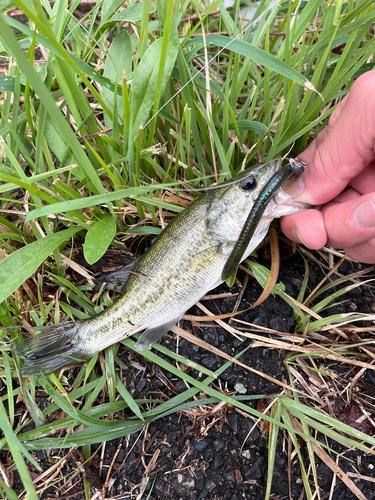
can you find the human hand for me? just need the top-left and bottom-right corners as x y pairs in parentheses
(281, 70), (375, 263)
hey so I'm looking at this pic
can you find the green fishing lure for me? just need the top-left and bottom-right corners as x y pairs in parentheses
(221, 158), (307, 281)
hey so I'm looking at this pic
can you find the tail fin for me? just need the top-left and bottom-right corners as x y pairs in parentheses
(12, 322), (89, 376)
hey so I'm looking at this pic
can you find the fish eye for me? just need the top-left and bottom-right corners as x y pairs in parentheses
(241, 177), (257, 191)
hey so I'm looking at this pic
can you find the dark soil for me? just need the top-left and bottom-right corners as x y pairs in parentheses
(2, 246), (375, 500)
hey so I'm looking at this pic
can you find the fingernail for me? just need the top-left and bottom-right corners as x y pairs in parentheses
(353, 200), (375, 228)
(284, 174), (305, 199)
(292, 227), (304, 245)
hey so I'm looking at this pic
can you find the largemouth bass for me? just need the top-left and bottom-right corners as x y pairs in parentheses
(13, 158), (308, 376)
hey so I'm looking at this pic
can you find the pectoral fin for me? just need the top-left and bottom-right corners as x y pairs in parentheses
(134, 317), (180, 351)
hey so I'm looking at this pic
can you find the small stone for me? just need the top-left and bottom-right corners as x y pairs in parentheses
(198, 489), (208, 499)
(227, 413), (238, 433)
(195, 470), (204, 489)
(346, 302), (357, 312)
(359, 303), (370, 313)
(136, 378), (147, 392)
(206, 480), (216, 492)
(213, 438), (224, 451)
(202, 355), (217, 368)
(339, 260), (350, 273)
(203, 328), (218, 346)
(269, 317), (285, 331)
(242, 450), (251, 459)
(185, 478), (195, 489)
(194, 440), (207, 452)
(155, 480), (165, 492)
(175, 379), (187, 392)
(234, 382), (247, 394)
(349, 287), (362, 297)
(223, 470), (235, 482)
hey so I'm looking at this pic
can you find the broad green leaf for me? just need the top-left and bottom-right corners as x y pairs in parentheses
(44, 116), (74, 166)
(225, 271), (236, 288)
(0, 301), (14, 330)
(83, 217), (117, 265)
(229, 120), (268, 134)
(126, 226), (161, 235)
(0, 75), (25, 92)
(245, 260), (285, 294)
(0, 228), (80, 303)
(97, 3), (155, 38)
(131, 35), (179, 137)
(103, 29), (132, 129)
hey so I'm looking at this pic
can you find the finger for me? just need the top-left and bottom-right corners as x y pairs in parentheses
(322, 192), (375, 249)
(286, 70), (375, 204)
(300, 97), (347, 163)
(297, 128), (329, 164)
(322, 187), (361, 209)
(349, 162), (375, 195)
(280, 209), (327, 249)
(294, 99), (347, 166)
(326, 93), (348, 128)
(345, 238), (375, 264)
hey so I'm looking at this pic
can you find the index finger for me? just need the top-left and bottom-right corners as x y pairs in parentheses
(286, 70), (375, 205)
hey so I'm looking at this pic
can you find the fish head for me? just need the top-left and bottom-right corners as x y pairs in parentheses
(207, 158), (310, 247)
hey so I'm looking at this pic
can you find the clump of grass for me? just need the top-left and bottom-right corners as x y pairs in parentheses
(1, 0), (375, 498)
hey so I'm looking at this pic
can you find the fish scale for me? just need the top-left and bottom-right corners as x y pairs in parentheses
(12, 159), (309, 376)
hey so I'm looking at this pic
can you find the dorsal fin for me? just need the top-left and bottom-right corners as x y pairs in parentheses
(95, 258), (139, 292)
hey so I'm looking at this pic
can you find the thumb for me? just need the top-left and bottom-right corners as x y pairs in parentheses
(285, 70), (375, 205)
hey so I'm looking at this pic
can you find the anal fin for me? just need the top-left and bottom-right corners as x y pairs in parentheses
(134, 317), (180, 351)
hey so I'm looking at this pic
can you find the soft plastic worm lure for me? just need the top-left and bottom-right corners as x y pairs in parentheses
(221, 158), (307, 281)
